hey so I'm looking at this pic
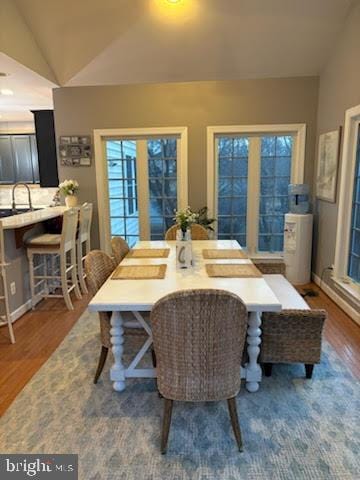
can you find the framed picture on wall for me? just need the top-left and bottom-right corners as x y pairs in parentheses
(316, 127), (341, 203)
(59, 135), (92, 166)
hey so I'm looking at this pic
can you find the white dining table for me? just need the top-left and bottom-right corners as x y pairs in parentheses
(88, 240), (282, 393)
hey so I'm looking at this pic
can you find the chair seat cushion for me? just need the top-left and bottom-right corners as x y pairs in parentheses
(26, 233), (61, 248)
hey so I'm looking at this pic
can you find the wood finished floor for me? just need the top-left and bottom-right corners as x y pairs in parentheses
(0, 294), (90, 417)
(0, 283), (359, 417)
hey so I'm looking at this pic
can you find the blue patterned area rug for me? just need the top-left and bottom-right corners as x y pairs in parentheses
(0, 310), (359, 480)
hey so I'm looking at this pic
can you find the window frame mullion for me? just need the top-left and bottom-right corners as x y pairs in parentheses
(136, 139), (150, 240)
(247, 137), (261, 255)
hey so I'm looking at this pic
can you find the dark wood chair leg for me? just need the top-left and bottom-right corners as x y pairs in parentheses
(161, 398), (173, 454)
(305, 364), (314, 379)
(93, 346), (109, 384)
(263, 363), (273, 377)
(151, 348), (157, 368)
(227, 397), (243, 452)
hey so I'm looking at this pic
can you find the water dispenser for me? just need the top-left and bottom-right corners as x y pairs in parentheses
(288, 184), (310, 214)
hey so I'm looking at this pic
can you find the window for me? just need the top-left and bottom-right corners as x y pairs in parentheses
(259, 136), (292, 252)
(217, 137), (248, 247)
(148, 139), (177, 240)
(95, 127), (188, 251)
(348, 127), (360, 283)
(207, 125), (305, 256)
(334, 105), (360, 300)
(106, 140), (139, 246)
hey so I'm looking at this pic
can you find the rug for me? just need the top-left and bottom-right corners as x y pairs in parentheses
(0, 309), (359, 480)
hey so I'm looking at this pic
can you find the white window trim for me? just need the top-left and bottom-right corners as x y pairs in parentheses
(334, 104), (360, 301)
(94, 127), (188, 253)
(206, 124), (306, 254)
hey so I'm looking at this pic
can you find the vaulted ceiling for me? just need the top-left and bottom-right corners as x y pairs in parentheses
(2, 0), (355, 88)
(0, 0), (356, 122)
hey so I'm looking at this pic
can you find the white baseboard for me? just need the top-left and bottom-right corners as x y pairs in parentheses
(312, 273), (360, 326)
(9, 294), (43, 324)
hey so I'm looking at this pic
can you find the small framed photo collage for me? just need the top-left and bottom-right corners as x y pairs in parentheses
(59, 136), (92, 167)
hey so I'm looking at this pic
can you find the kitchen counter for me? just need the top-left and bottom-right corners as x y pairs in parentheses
(0, 206), (66, 230)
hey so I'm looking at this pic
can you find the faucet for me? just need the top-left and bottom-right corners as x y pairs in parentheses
(11, 183), (33, 214)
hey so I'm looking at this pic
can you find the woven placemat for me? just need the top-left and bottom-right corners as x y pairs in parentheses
(126, 248), (170, 259)
(202, 249), (248, 259)
(205, 263), (262, 278)
(111, 264), (167, 280)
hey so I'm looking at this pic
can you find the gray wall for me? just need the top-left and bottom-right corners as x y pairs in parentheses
(313, 2), (360, 285)
(53, 76), (319, 248)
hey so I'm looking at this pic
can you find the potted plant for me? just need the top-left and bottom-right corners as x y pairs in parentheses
(59, 179), (79, 207)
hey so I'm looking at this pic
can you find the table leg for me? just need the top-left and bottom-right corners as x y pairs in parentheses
(246, 311), (262, 393)
(110, 311), (126, 391)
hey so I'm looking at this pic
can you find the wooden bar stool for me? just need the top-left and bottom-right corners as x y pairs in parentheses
(77, 203), (93, 294)
(26, 209), (81, 310)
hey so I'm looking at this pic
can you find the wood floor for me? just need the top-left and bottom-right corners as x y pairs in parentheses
(0, 283), (359, 417)
(0, 294), (90, 417)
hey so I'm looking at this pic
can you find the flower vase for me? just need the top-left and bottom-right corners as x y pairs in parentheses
(65, 195), (78, 208)
(176, 228), (193, 269)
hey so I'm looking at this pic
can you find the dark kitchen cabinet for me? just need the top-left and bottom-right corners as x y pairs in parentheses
(0, 134), (39, 184)
(0, 136), (16, 183)
(32, 110), (59, 187)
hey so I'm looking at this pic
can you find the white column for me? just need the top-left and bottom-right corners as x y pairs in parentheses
(110, 311), (126, 391)
(246, 311), (262, 392)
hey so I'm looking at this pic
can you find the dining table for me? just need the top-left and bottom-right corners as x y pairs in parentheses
(88, 239), (282, 393)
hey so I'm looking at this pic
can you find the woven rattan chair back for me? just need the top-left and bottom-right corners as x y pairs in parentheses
(151, 289), (248, 402)
(85, 250), (115, 295)
(255, 262), (286, 275)
(111, 236), (130, 264)
(164, 224), (209, 240)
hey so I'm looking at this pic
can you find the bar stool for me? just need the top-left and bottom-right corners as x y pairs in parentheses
(26, 209), (81, 310)
(77, 203), (93, 294)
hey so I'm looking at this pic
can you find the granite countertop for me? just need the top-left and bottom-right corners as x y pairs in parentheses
(0, 206), (67, 230)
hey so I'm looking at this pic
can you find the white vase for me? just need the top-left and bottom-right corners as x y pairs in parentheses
(65, 195), (78, 208)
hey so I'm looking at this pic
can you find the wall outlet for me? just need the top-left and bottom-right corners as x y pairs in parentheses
(10, 281), (16, 295)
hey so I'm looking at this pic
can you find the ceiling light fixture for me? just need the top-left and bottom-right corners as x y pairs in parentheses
(0, 89), (13, 96)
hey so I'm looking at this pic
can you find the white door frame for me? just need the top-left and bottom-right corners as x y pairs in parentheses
(93, 127), (188, 253)
(334, 104), (360, 300)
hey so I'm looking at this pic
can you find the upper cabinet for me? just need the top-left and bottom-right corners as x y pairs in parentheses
(0, 136), (16, 183)
(0, 110), (58, 186)
(32, 110), (59, 188)
(0, 134), (39, 185)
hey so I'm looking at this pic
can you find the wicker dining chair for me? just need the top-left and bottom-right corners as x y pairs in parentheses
(85, 250), (117, 383)
(164, 224), (209, 240)
(85, 249), (151, 383)
(260, 309), (327, 378)
(111, 236), (130, 264)
(254, 262), (286, 275)
(151, 289), (248, 454)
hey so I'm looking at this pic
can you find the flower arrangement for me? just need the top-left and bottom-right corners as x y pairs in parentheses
(58, 179), (79, 197)
(174, 207), (199, 233)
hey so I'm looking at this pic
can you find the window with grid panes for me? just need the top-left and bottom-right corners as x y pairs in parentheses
(348, 128), (360, 283)
(216, 134), (294, 253)
(106, 140), (139, 247)
(259, 136), (293, 252)
(148, 139), (177, 240)
(217, 137), (248, 247)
